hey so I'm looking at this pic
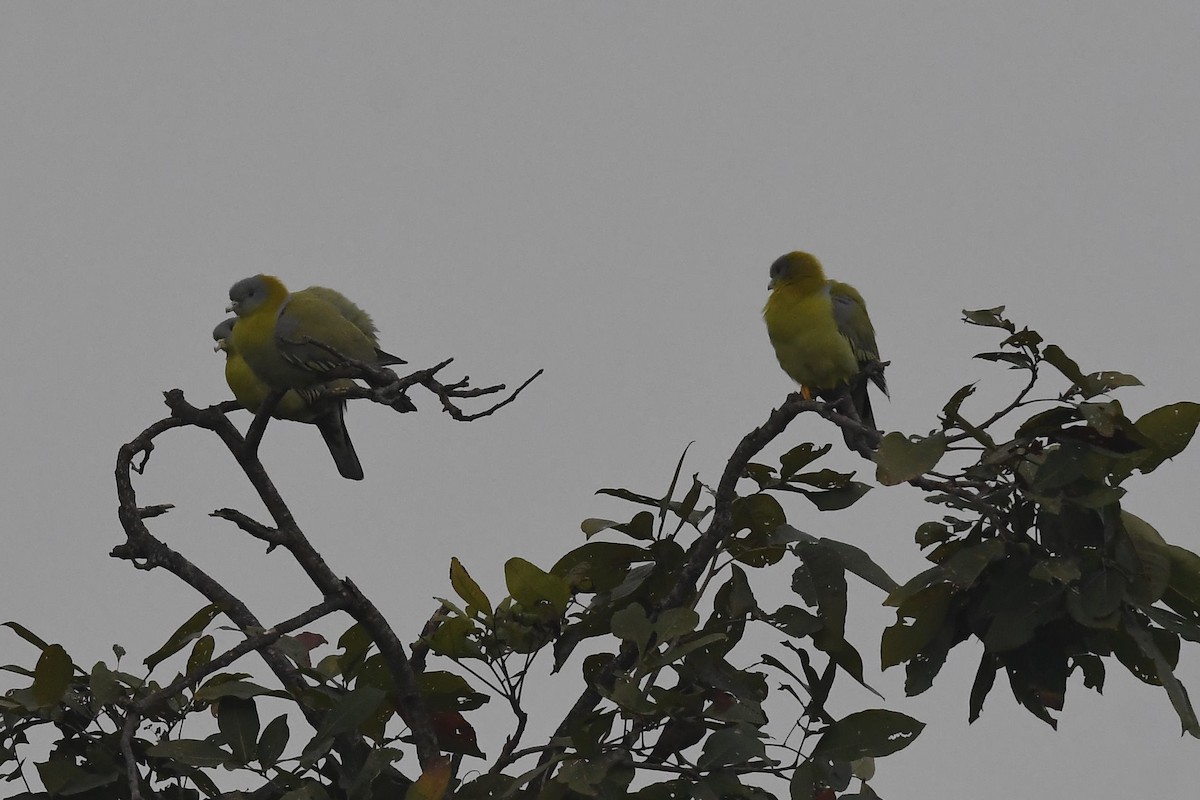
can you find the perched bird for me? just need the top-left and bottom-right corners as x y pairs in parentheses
(762, 251), (887, 447)
(222, 277), (414, 478)
(227, 275), (407, 393)
(213, 317), (365, 480)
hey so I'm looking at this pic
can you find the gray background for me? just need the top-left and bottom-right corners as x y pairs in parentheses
(2, 3), (1199, 796)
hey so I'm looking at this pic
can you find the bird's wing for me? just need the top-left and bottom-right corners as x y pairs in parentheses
(297, 286), (380, 345)
(275, 293), (377, 375)
(830, 281), (888, 395)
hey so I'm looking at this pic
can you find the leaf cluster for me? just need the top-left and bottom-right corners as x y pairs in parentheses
(3, 306), (1198, 800)
(433, 443), (919, 799)
(878, 307), (1200, 734)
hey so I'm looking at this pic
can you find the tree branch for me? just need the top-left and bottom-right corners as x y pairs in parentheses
(534, 392), (820, 785)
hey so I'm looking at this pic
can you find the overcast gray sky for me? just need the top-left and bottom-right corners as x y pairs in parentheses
(3, 3), (1199, 796)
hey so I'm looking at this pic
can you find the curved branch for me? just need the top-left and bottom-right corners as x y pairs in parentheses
(114, 390), (443, 775)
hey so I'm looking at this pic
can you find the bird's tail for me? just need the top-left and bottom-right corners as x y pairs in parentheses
(314, 403), (364, 481)
(850, 375), (876, 434)
(824, 378), (878, 452)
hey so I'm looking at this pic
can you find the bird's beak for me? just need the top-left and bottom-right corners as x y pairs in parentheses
(225, 302), (237, 313)
(767, 278), (777, 290)
(214, 341), (228, 353)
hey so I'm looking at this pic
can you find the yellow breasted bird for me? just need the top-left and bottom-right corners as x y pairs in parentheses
(214, 317), (365, 480)
(227, 275), (408, 392)
(762, 251), (887, 447)
(223, 277), (415, 478)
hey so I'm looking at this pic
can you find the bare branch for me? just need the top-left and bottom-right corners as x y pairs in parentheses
(210, 507), (286, 550)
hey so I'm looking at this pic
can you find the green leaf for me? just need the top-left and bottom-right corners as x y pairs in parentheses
(728, 494), (788, 567)
(1030, 446), (1086, 491)
(695, 725), (766, 769)
(1042, 345), (1088, 391)
(450, 557), (493, 616)
(1140, 606), (1200, 646)
(881, 584), (953, 669)
(257, 714), (290, 769)
(789, 760), (818, 800)
(632, 780), (693, 800)
(875, 433), (946, 486)
(732, 493), (786, 535)
(1125, 616), (1200, 737)
(35, 759), (119, 796)
(780, 443), (831, 479)
(146, 739), (232, 768)
(788, 469), (856, 489)
(715, 566), (757, 619)
(1002, 328), (1043, 349)
(766, 606), (823, 639)
(1164, 544), (1200, 619)
(1087, 370), (1143, 392)
(1030, 557), (1082, 585)
(885, 539), (1005, 607)
(610, 603), (653, 653)
(652, 633), (730, 668)
(1079, 400), (1125, 437)
(801, 482), (872, 511)
(1066, 570), (1125, 629)
(609, 676), (655, 715)
(505, 557), (571, 616)
(795, 542), (848, 637)
(743, 463), (777, 489)
(812, 709), (925, 760)
(914, 521), (951, 547)
(655, 608), (699, 641)
(311, 685), (387, 745)
(1016, 406), (1081, 437)
(552, 542), (649, 594)
(813, 632), (877, 695)
(941, 383), (977, 423)
(90, 661), (121, 705)
(673, 475), (706, 532)
(658, 443), (695, 535)
(427, 615), (483, 660)
(31, 644), (73, 707)
(981, 576), (1065, 650)
(969, 653), (999, 723)
(1122, 511), (1171, 604)
(186, 634), (215, 675)
(418, 670), (489, 711)
(584, 508), (657, 541)
(194, 678), (276, 702)
(818, 538), (898, 592)
(975, 351), (1033, 369)
(337, 623), (374, 678)
(144, 604), (221, 671)
(2, 621), (51, 651)
(1073, 653), (1106, 691)
(218, 696), (260, 764)
(962, 306), (1010, 329)
(1133, 402), (1200, 475)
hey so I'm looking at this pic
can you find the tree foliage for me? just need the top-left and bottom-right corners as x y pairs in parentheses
(2, 308), (1199, 799)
